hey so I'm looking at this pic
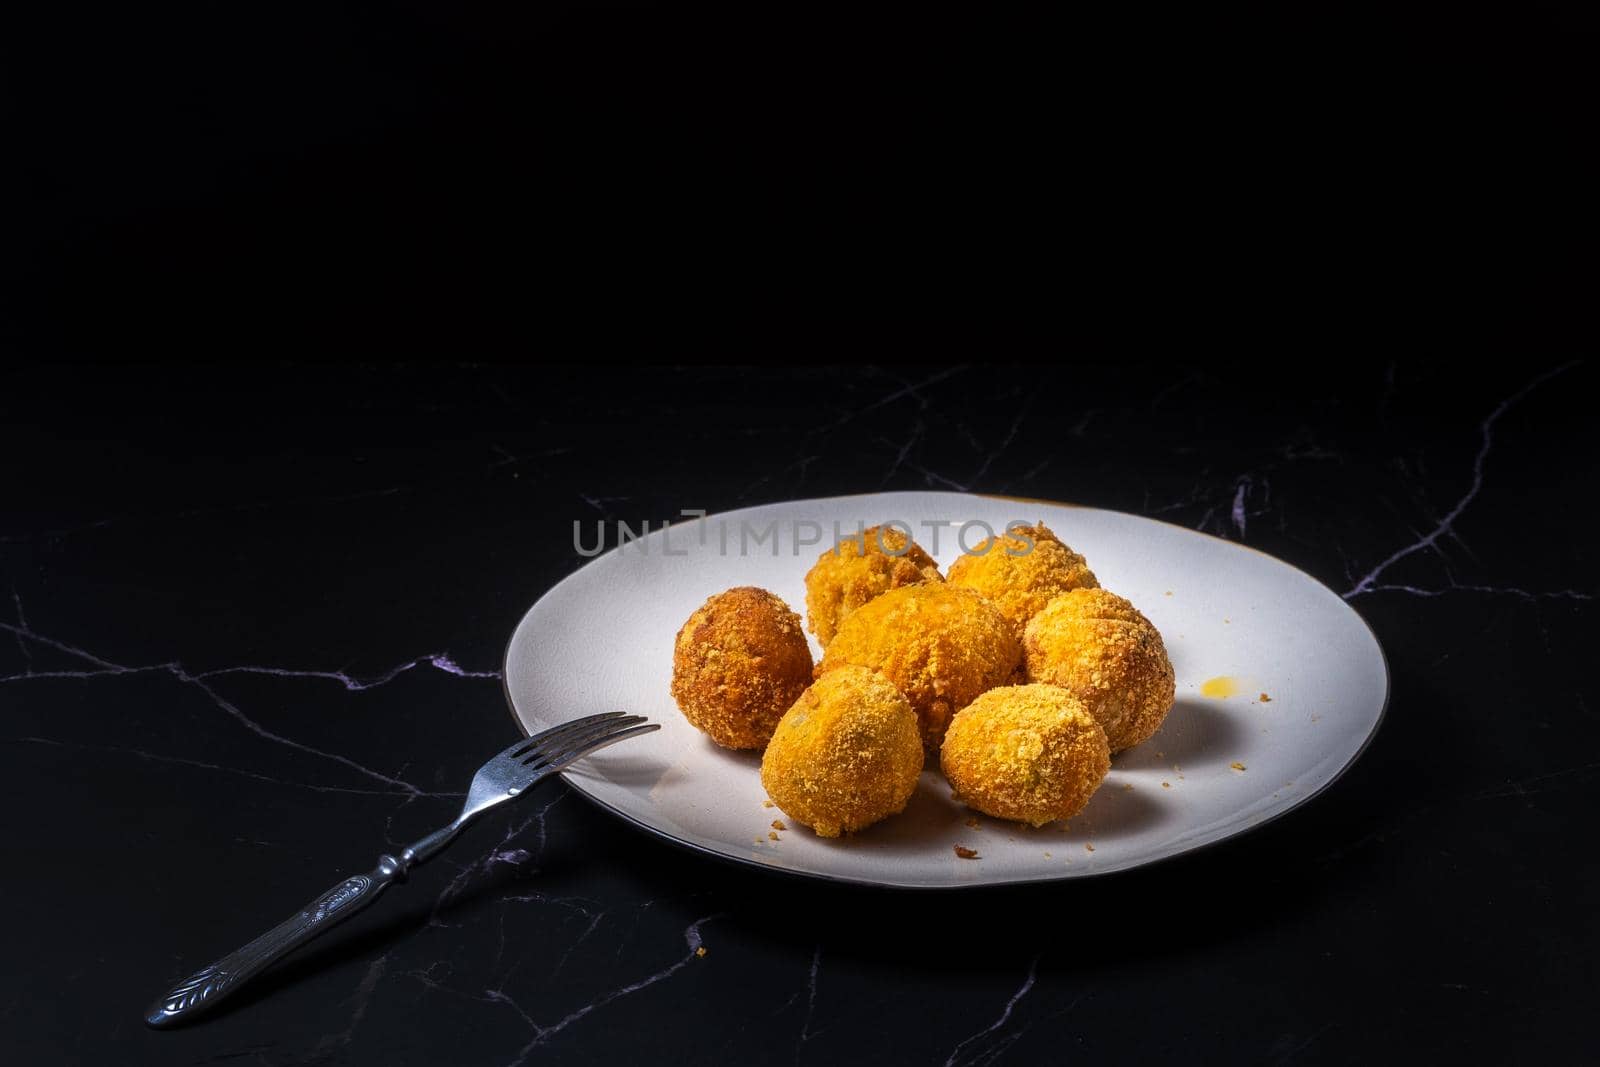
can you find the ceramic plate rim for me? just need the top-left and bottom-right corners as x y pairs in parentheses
(500, 491), (1390, 890)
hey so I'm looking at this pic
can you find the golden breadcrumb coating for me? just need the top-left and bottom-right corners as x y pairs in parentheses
(945, 522), (1099, 632)
(759, 666), (923, 837)
(940, 684), (1110, 826)
(671, 586), (814, 749)
(804, 524), (943, 647)
(1022, 588), (1175, 753)
(817, 584), (1021, 756)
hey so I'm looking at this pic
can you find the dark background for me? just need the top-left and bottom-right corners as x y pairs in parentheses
(1, 361), (1597, 1064)
(5, 2), (1597, 350)
(4, 1), (1598, 1062)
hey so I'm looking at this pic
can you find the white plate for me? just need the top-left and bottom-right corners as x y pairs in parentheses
(503, 491), (1387, 889)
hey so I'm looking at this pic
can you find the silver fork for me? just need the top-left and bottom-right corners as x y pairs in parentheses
(144, 712), (657, 1029)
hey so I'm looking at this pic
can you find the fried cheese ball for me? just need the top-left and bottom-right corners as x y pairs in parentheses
(671, 586), (814, 750)
(941, 684), (1111, 826)
(940, 684), (1107, 825)
(759, 666), (923, 837)
(817, 584), (1020, 755)
(803, 524), (943, 647)
(1022, 588), (1176, 753)
(945, 522), (1099, 632)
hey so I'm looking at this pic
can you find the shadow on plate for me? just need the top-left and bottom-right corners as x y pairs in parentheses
(560, 737), (741, 791)
(564, 753), (674, 791)
(1071, 776), (1166, 841)
(796, 762), (1166, 850)
(1114, 697), (1246, 771)
(694, 739), (763, 771)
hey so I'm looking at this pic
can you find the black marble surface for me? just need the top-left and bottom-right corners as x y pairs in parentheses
(2, 363), (1596, 1065)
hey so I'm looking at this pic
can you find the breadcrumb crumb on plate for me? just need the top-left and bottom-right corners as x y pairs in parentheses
(504, 490), (1388, 889)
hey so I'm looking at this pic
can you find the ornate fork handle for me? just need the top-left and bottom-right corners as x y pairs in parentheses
(145, 852), (411, 1028)
(144, 713), (654, 1029)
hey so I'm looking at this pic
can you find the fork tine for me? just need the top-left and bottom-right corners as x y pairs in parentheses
(526, 721), (660, 779)
(521, 715), (648, 767)
(518, 711), (628, 750)
(503, 712), (627, 761)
